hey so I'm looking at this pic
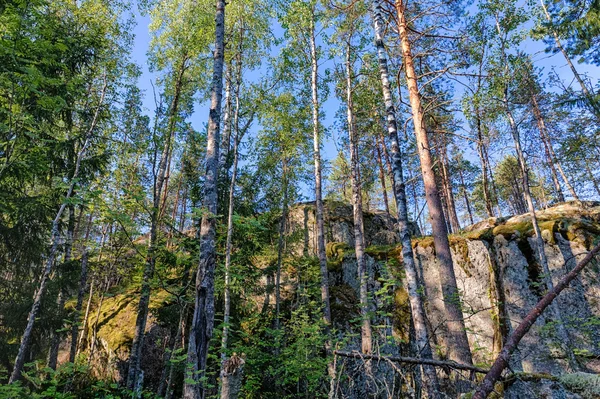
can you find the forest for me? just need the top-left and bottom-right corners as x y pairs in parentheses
(1, 0), (600, 397)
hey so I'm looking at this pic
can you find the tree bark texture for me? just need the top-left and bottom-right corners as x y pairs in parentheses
(184, 1), (225, 397)
(394, 0), (473, 366)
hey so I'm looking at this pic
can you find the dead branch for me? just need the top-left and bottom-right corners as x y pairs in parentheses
(473, 242), (600, 399)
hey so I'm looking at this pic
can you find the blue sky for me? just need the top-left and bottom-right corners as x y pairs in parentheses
(129, 3), (599, 203)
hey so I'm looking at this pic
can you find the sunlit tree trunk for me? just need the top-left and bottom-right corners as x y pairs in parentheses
(530, 93), (579, 201)
(372, 2), (441, 396)
(184, 1), (225, 397)
(502, 80), (579, 371)
(127, 57), (186, 391)
(393, 0), (473, 366)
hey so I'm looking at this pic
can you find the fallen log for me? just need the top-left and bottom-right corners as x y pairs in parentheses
(473, 242), (600, 399)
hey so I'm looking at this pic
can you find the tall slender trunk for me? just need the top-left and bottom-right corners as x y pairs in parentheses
(458, 166), (475, 226)
(184, 1), (225, 397)
(502, 82), (579, 371)
(438, 137), (461, 232)
(275, 161), (289, 332)
(584, 161), (600, 197)
(375, 137), (391, 217)
(219, 67), (233, 170)
(47, 205), (77, 369)
(9, 75), (107, 383)
(394, 0), (473, 366)
(68, 210), (94, 364)
(540, 0), (600, 119)
(530, 93), (579, 201)
(220, 50), (243, 382)
(307, 7), (335, 395)
(345, 42), (372, 361)
(126, 59), (186, 391)
(476, 118), (494, 218)
(372, 3), (440, 396)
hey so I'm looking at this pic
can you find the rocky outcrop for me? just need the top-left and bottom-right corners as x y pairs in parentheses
(328, 201), (600, 397)
(286, 201), (418, 256)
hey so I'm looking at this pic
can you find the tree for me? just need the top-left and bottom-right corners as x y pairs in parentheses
(184, 0), (226, 397)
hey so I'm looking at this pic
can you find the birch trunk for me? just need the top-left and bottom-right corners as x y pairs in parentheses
(184, 1), (225, 397)
(47, 205), (76, 369)
(393, 0), (473, 366)
(275, 161), (288, 331)
(372, 3), (440, 396)
(220, 55), (243, 383)
(307, 7), (335, 395)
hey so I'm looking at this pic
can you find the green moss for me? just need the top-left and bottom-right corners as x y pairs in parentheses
(559, 372), (600, 399)
(449, 235), (473, 276)
(88, 288), (172, 353)
(325, 242), (352, 272)
(392, 288), (411, 342)
(463, 227), (495, 242)
(325, 242), (351, 259)
(365, 244), (401, 260)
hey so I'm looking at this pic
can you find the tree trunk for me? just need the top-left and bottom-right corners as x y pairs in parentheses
(69, 250), (89, 363)
(458, 165), (475, 226)
(394, 0), (473, 366)
(372, 2), (440, 396)
(275, 161), (289, 331)
(540, 0), (600, 120)
(502, 84), (579, 372)
(375, 137), (391, 218)
(345, 42), (372, 361)
(530, 93), (579, 201)
(184, 1), (225, 397)
(476, 119), (494, 218)
(439, 137), (461, 232)
(126, 58), (186, 391)
(308, 6), (335, 396)
(473, 243), (600, 399)
(9, 75), (107, 383)
(47, 205), (76, 369)
(220, 355), (244, 399)
(221, 54), (243, 369)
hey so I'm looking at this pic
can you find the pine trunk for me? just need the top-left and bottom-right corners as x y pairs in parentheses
(394, 0), (473, 366)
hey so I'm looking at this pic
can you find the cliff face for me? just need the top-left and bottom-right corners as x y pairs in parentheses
(323, 201), (600, 397)
(77, 201), (600, 397)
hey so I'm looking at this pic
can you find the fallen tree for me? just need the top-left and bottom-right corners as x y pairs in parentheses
(473, 242), (600, 399)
